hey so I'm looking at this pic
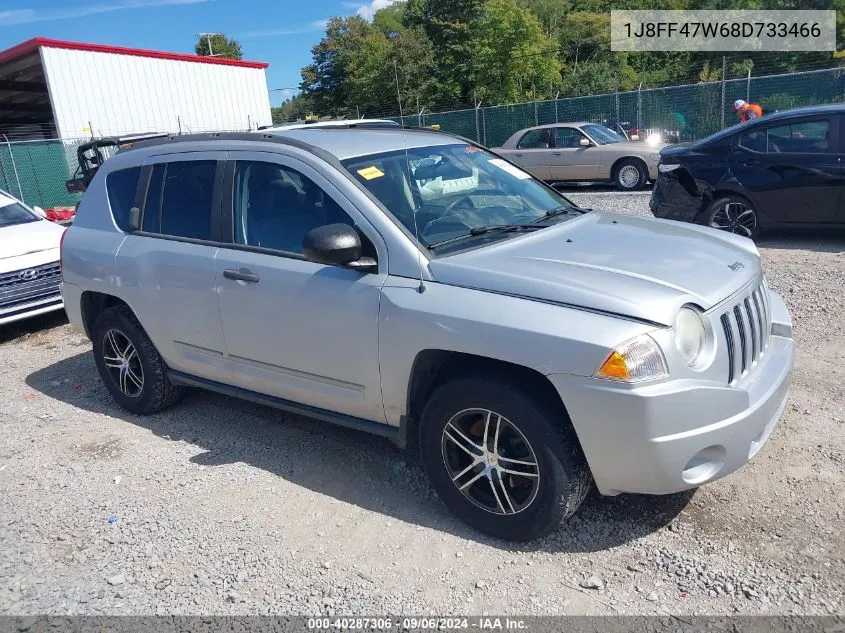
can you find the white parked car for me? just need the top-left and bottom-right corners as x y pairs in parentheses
(0, 190), (66, 326)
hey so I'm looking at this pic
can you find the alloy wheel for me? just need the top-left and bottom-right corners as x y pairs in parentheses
(618, 164), (641, 189)
(710, 202), (757, 237)
(102, 329), (144, 398)
(441, 408), (540, 516)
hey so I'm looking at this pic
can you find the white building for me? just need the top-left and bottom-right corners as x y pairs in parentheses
(0, 37), (272, 141)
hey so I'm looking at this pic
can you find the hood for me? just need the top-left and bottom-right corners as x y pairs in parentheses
(0, 219), (65, 262)
(428, 212), (761, 326)
(660, 143), (694, 156)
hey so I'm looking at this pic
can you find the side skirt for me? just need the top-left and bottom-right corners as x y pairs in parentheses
(167, 370), (401, 443)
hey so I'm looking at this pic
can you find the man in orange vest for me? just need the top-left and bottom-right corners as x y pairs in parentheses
(733, 99), (763, 123)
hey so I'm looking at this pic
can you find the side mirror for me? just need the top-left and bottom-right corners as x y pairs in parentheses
(32, 205), (46, 218)
(302, 223), (377, 272)
(579, 138), (591, 147)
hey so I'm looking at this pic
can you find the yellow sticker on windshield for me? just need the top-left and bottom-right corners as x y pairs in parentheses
(357, 166), (385, 180)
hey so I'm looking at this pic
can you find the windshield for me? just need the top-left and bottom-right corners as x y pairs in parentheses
(582, 124), (624, 145)
(0, 201), (40, 228)
(343, 143), (578, 249)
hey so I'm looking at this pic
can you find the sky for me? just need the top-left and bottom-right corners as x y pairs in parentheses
(0, 0), (398, 106)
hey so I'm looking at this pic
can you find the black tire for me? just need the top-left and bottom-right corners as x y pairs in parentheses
(91, 305), (182, 415)
(701, 194), (761, 240)
(613, 158), (647, 191)
(419, 376), (592, 541)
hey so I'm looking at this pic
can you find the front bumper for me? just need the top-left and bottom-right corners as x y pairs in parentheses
(0, 295), (64, 326)
(649, 173), (705, 222)
(549, 290), (794, 496)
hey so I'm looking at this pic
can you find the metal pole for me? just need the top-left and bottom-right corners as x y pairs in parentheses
(720, 56), (727, 129)
(746, 68), (751, 102)
(207, 34), (214, 57)
(474, 100), (482, 143)
(554, 92), (559, 123)
(2, 135), (24, 202)
(533, 85), (538, 126)
(615, 79), (620, 124)
(637, 83), (642, 131)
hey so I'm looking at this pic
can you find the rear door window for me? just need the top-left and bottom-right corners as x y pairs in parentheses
(141, 160), (216, 240)
(517, 129), (551, 149)
(106, 167), (141, 231)
(766, 120), (830, 154)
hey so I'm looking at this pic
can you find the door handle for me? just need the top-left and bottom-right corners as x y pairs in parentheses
(514, 153), (523, 157)
(223, 268), (259, 283)
(553, 152), (562, 156)
(743, 159), (760, 167)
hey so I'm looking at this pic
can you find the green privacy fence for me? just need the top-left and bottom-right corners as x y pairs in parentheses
(0, 138), (84, 209)
(396, 66), (845, 147)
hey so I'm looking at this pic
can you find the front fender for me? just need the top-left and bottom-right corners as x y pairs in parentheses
(378, 277), (656, 426)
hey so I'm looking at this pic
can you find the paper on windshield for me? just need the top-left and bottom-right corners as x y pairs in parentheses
(356, 166), (385, 180)
(488, 158), (531, 179)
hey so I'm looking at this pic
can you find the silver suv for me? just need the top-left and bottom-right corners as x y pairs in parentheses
(60, 128), (794, 541)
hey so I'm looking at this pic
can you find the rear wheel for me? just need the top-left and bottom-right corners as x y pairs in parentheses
(419, 376), (592, 541)
(703, 195), (761, 240)
(613, 158), (647, 191)
(91, 305), (182, 415)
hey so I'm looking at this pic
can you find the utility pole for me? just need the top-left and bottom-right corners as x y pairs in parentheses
(198, 32), (221, 57)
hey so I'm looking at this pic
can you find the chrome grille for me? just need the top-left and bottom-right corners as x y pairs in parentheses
(0, 262), (62, 311)
(720, 279), (771, 385)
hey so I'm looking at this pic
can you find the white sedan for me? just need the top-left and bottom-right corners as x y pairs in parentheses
(0, 190), (66, 326)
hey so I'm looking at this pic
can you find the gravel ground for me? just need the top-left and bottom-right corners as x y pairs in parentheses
(1, 189), (843, 617)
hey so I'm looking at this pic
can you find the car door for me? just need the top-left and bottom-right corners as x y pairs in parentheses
(550, 127), (603, 181)
(730, 116), (842, 224)
(214, 152), (388, 423)
(113, 152), (230, 383)
(504, 128), (552, 181)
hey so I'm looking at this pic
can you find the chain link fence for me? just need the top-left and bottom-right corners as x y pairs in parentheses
(4, 67), (845, 210)
(396, 66), (845, 147)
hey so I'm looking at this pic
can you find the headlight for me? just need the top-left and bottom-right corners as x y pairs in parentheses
(658, 163), (681, 172)
(673, 306), (711, 367)
(595, 334), (668, 382)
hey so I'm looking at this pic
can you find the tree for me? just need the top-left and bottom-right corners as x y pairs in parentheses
(472, 0), (561, 103)
(373, 2), (407, 37)
(300, 16), (375, 116)
(194, 33), (242, 60)
(390, 27), (440, 113)
(516, 0), (571, 39)
(405, 0), (483, 105)
(558, 12), (636, 95)
(271, 94), (314, 123)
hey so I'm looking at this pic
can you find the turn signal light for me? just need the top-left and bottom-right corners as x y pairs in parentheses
(595, 335), (668, 383)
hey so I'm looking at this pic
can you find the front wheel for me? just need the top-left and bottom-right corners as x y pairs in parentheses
(419, 376), (592, 541)
(703, 195), (761, 240)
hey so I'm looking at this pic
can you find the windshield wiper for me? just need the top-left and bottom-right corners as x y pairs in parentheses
(427, 223), (545, 250)
(530, 205), (592, 223)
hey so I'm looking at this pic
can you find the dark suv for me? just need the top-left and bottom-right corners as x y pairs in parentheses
(650, 104), (845, 240)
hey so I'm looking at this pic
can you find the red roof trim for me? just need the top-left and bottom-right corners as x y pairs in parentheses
(0, 37), (268, 69)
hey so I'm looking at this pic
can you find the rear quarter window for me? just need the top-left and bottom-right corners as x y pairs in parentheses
(106, 167), (141, 231)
